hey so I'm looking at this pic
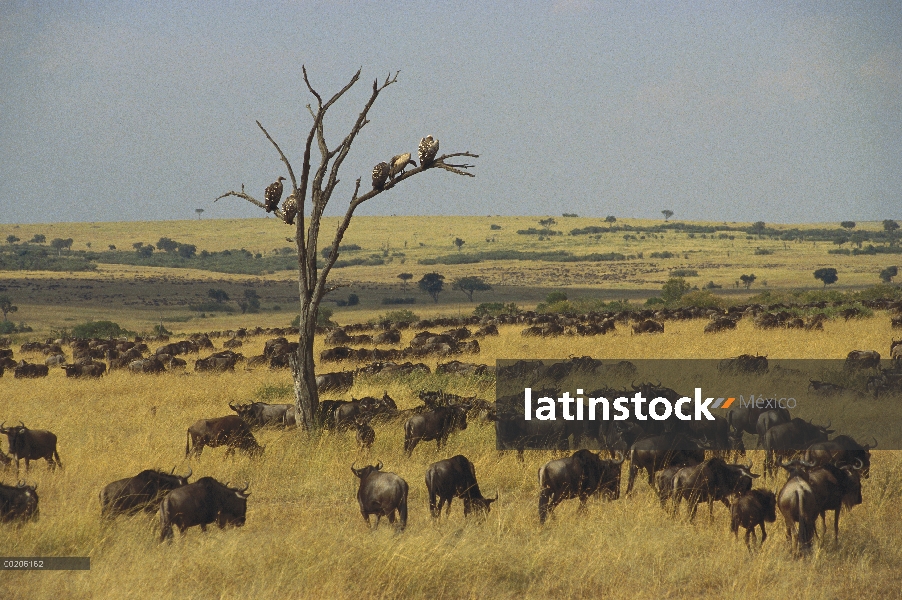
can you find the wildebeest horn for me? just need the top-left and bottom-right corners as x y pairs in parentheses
(867, 436), (878, 450)
(376, 460), (383, 470)
(852, 458), (864, 470)
(183, 467), (192, 479)
(19, 421), (25, 429)
(240, 481), (249, 492)
(493, 491), (499, 501)
(229, 402), (238, 410)
(0, 421), (5, 432)
(631, 381), (639, 391)
(613, 451), (625, 465)
(170, 466), (176, 474)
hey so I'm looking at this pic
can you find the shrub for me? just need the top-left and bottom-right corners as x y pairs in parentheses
(650, 251), (674, 259)
(490, 224), (502, 230)
(661, 277), (692, 303)
(474, 302), (521, 317)
(754, 248), (773, 255)
(670, 269), (698, 277)
(71, 320), (132, 339)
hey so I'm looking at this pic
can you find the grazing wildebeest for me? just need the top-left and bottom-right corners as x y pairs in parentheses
(351, 462), (408, 530)
(354, 415), (376, 451)
(671, 458), (758, 521)
(316, 371), (354, 392)
(755, 408), (792, 450)
(763, 418), (833, 477)
(704, 317), (737, 333)
(0, 481), (39, 522)
(717, 354), (768, 375)
(425, 455), (497, 519)
(538, 450), (624, 523)
(128, 357), (166, 374)
(626, 434), (705, 495)
(62, 362), (106, 378)
(100, 468), (192, 518)
(185, 416), (264, 458)
(777, 460), (817, 554)
(844, 350), (880, 371)
(730, 488), (777, 548)
(229, 401), (292, 428)
(0, 422), (62, 471)
(158, 477), (249, 541)
(13, 361), (49, 378)
(804, 435), (875, 478)
(654, 461), (700, 508)
(631, 319), (664, 334)
(403, 405), (469, 456)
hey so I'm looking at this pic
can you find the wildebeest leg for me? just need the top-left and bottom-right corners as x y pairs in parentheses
(625, 463), (638, 495)
(444, 497), (453, 518)
(398, 495), (408, 531)
(25, 458), (30, 472)
(833, 510), (840, 541)
(387, 511), (396, 524)
(538, 489), (553, 524)
(745, 528), (753, 549)
(760, 522), (767, 545)
(361, 512), (371, 528)
(200, 524), (207, 532)
(517, 448), (525, 463)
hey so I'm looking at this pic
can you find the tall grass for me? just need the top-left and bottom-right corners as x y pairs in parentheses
(1, 319), (901, 598)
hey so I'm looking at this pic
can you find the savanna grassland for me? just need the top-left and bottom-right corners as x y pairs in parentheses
(2, 315), (902, 599)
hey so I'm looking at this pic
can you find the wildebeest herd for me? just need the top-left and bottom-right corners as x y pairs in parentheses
(1, 303), (900, 556)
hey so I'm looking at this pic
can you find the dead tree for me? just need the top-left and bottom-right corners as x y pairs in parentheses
(215, 68), (477, 430)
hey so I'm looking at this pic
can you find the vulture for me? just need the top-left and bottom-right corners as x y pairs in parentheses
(281, 192), (298, 226)
(389, 153), (417, 179)
(418, 136), (439, 168)
(265, 176), (286, 213)
(372, 162), (389, 190)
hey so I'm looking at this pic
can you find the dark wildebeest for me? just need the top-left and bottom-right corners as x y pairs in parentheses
(806, 460), (864, 542)
(763, 418), (833, 477)
(538, 450), (625, 524)
(354, 415), (376, 451)
(316, 371), (354, 392)
(13, 361), (49, 378)
(631, 319), (664, 334)
(654, 461), (700, 508)
(539, 449), (624, 523)
(626, 434), (705, 495)
(730, 488), (777, 548)
(128, 357), (166, 374)
(0, 422), (62, 471)
(100, 467), (192, 518)
(158, 477), (249, 541)
(755, 407), (792, 450)
(425, 455), (497, 519)
(718, 354), (768, 375)
(229, 401), (292, 428)
(0, 481), (39, 523)
(351, 462), (408, 530)
(335, 393), (396, 430)
(62, 362), (106, 378)
(777, 460), (816, 554)
(804, 435), (875, 478)
(844, 350), (880, 371)
(403, 405), (469, 456)
(671, 458), (758, 521)
(185, 416), (264, 458)
(727, 406), (765, 438)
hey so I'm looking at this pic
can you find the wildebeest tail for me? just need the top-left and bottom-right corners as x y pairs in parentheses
(185, 430), (191, 457)
(796, 489), (811, 552)
(158, 498), (173, 542)
(398, 481), (409, 530)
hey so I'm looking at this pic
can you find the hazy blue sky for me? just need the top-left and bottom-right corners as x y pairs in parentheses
(1, 1), (899, 224)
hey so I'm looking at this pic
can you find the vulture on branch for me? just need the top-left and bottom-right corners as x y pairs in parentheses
(372, 162), (389, 190)
(418, 136), (439, 168)
(265, 176), (286, 213)
(389, 153), (417, 179)
(281, 192), (298, 226)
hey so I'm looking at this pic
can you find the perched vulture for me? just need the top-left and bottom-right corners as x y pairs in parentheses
(265, 176), (286, 213)
(372, 162), (389, 190)
(281, 192), (298, 226)
(418, 136), (439, 168)
(389, 153), (417, 179)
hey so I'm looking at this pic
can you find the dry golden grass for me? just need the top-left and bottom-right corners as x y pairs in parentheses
(2, 318), (902, 598)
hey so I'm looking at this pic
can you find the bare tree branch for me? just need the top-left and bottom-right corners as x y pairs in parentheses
(213, 190), (286, 219)
(255, 121), (298, 192)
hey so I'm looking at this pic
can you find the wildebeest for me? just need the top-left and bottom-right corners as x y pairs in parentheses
(425, 455), (497, 519)
(804, 435), (875, 478)
(777, 460), (817, 554)
(158, 477), (249, 541)
(806, 460), (863, 541)
(229, 401), (292, 428)
(185, 416), (264, 458)
(0, 422), (62, 471)
(316, 371), (354, 392)
(13, 361), (49, 378)
(844, 350), (880, 371)
(626, 433), (705, 495)
(671, 458), (758, 521)
(0, 481), (39, 522)
(755, 408), (792, 450)
(704, 317), (737, 333)
(730, 488), (777, 548)
(631, 319), (664, 334)
(403, 405), (469, 456)
(351, 461), (408, 530)
(538, 449), (624, 523)
(654, 462), (700, 508)
(717, 354), (768, 374)
(128, 357), (166, 374)
(807, 379), (845, 394)
(62, 362), (106, 378)
(354, 415), (376, 451)
(763, 418), (833, 477)
(100, 468), (192, 518)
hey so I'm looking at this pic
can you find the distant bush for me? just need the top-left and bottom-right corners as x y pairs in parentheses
(645, 297), (665, 306)
(678, 290), (727, 309)
(516, 228), (561, 236)
(754, 248), (774, 255)
(381, 297), (416, 305)
(321, 244), (362, 258)
(490, 224), (502, 230)
(372, 309), (419, 326)
(703, 281), (723, 289)
(649, 251), (675, 259)
(291, 307), (336, 328)
(474, 302), (521, 317)
(828, 249), (851, 255)
(72, 320), (132, 339)
(562, 213), (578, 217)
(670, 269), (698, 277)
(545, 291), (568, 303)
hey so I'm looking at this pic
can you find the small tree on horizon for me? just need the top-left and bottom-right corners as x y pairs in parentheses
(739, 274), (757, 289)
(418, 272), (445, 303)
(814, 267), (839, 288)
(30, 234), (46, 244)
(840, 221), (856, 230)
(196, 208), (205, 219)
(208, 288), (230, 303)
(605, 215), (616, 223)
(0, 295), (18, 321)
(879, 266), (898, 283)
(451, 276), (492, 302)
(661, 277), (691, 303)
(453, 237), (465, 252)
(397, 272), (413, 289)
(661, 210), (674, 222)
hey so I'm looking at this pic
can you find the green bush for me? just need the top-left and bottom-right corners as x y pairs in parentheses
(71, 320), (132, 339)
(670, 269), (698, 277)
